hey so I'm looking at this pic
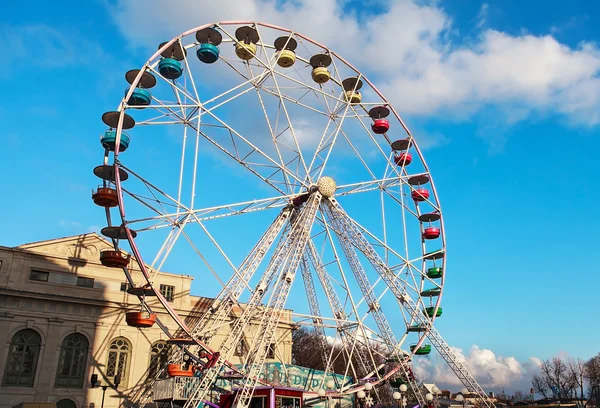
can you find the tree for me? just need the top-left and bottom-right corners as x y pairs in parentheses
(292, 328), (410, 405)
(532, 357), (577, 400)
(532, 374), (550, 399)
(512, 391), (527, 402)
(585, 354), (600, 407)
(292, 327), (325, 370)
(569, 358), (589, 407)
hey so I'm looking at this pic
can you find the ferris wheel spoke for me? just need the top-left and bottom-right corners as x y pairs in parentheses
(268, 68), (348, 109)
(264, 66), (311, 184)
(143, 213), (194, 283)
(255, 83), (331, 117)
(328, 208), (491, 407)
(323, 199), (426, 402)
(185, 59), (274, 123)
(327, 215), (419, 296)
(325, 199), (425, 315)
(304, 242), (380, 384)
(145, 65), (201, 106)
(118, 163), (191, 211)
(313, 82), (364, 180)
(309, 96), (365, 181)
(183, 105), (308, 193)
(174, 121), (190, 219)
(305, 91), (347, 181)
(181, 204), (303, 408)
(130, 104), (188, 125)
(313, 215), (392, 382)
(302, 250), (364, 382)
(335, 174), (426, 199)
(144, 90), (199, 123)
(325, 203), (404, 350)
(179, 43), (205, 106)
(177, 82), (269, 124)
(255, 95), (295, 194)
(182, 193), (321, 408)
(189, 209), (292, 343)
(120, 187), (181, 220)
(243, 31), (312, 188)
(202, 70), (271, 108)
(333, 198), (427, 276)
(248, 62), (298, 194)
(125, 193), (291, 228)
(180, 229), (228, 287)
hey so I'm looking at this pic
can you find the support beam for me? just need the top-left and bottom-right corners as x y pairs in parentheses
(324, 198), (495, 408)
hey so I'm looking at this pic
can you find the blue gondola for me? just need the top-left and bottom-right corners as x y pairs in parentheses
(125, 87), (151, 106)
(196, 43), (220, 63)
(101, 130), (131, 152)
(158, 58), (183, 79)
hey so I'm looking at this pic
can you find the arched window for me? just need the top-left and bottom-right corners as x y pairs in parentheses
(55, 333), (89, 388)
(106, 337), (131, 387)
(2, 329), (42, 387)
(148, 341), (169, 380)
(56, 399), (77, 408)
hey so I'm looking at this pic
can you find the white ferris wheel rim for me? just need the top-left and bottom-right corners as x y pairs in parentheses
(100, 20), (447, 396)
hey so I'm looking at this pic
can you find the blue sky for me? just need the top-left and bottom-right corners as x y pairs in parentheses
(1, 0), (599, 393)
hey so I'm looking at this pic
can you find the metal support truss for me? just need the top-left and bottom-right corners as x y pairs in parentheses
(233, 193), (322, 408)
(323, 202), (424, 405)
(181, 193), (321, 408)
(304, 241), (374, 386)
(139, 210), (292, 407)
(325, 198), (495, 408)
(190, 208), (292, 343)
(299, 255), (332, 373)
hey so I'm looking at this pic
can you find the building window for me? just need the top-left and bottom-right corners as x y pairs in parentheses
(148, 341), (169, 380)
(266, 343), (275, 359)
(159, 284), (175, 302)
(278, 397), (301, 408)
(234, 339), (245, 356)
(120, 282), (128, 292)
(249, 396), (266, 408)
(76, 277), (94, 288)
(106, 337), (131, 387)
(2, 329), (42, 387)
(55, 333), (88, 388)
(30, 270), (49, 282)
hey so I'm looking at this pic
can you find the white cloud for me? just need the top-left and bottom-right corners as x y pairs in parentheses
(529, 356), (543, 367)
(476, 3), (489, 29)
(413, 345), (541, 393)
(107, 0), (600, 127)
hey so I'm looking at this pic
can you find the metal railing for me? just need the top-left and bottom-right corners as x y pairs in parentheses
(153, 377), (202, 401)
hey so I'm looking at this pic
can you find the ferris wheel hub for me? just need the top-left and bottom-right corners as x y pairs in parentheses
(316, 176), (337, 197)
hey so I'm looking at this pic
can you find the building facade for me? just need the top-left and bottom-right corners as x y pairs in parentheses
(0, 233), (293, 408)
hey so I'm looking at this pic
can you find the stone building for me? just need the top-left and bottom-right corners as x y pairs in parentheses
(0, 233), (294, 408)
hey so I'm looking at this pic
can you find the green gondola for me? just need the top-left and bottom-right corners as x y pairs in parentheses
(424, 306), (443, 318)
(410, 344), (432, 355)
(420, 288), (441, 297)
(427, 267), (443, 279)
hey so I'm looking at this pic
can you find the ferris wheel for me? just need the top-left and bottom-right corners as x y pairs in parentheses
(92, 21), (494, 408)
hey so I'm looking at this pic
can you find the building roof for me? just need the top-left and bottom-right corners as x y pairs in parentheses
(6, 232), (193, 279)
